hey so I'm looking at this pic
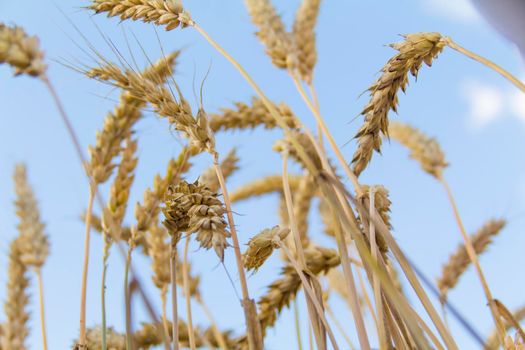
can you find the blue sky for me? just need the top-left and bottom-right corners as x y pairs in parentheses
(1, 0), (525, 349)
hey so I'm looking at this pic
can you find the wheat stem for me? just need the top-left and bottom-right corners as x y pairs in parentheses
(325, 302), (357, 350)
(101, 262), (108, 350)
(78, 183), (95, 348)
(308, 84), (325, 154)
(438, 177), (506, 344)
(293, 299), (304, 350)
(445, 38), (525, 93)
(36, 268), (48, 350)
(197, 296), (229, 350)
(182, 236), (196, 350)
(42, 76), (88, 169)
(369, 188), (388, 350)
(292, 76), (362, 195)
(326, 191), (371, 350)
(282, 151), (326, 350)
(161, 288), (171, 349)
(124, 246), (133, 350)
(211, 150), (263, 350)
(171, 238), (179, 350)
(279, 243), (340, 350)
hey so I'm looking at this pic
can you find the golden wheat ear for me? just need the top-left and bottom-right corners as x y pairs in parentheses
(436, 219), (506, 303)
(388, 121), (448, 179)
(352, 33), (445, 176)
(2, 239), (31, 350)
(0, 23), (47, 77)
(244, 0), (292, 70)
(242, 225), (290, 271)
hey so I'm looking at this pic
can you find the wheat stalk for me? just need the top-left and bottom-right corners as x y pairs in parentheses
(257, 246), (340, 334)
(200, 148), (240, 192)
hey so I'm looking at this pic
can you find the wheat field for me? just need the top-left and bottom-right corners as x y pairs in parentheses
(1, 1), (525, 349)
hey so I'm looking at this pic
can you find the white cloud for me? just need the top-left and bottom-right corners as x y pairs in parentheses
(462, 80), (504, 128)
(423, 0), (480, 22)
(461, 73), (525, 129)
(510, 89), (525, 122)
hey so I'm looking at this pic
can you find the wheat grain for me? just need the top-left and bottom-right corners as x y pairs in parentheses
(352, 33), (445, 176)
(437, 219), (506, 302)
(389, 121), (448, 178)
(243, 225), (290, 271)
(163, 180), (231, 261)
(292, 0), (321, 83)
(135, 147), (193, 239)
(0, 23), (46, 77)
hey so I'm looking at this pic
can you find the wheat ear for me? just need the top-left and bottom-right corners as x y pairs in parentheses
(437, 219), (506, 302)
(13, 164), (50, 350)
(244, 0), (292, 69)
(352, 33), (445, 176)
(209, 97), (300, 132)
(292, 0), (322, 83)
(1, 239), (30, 350)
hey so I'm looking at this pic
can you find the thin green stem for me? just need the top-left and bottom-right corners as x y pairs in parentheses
(101, 261), (108, 350)
(293, 299), (303, 350)
(182, 236), (196, 350)
(171, 237), (179, 350)
(78, 183), (95, 348)
(124, 243), (133, 350)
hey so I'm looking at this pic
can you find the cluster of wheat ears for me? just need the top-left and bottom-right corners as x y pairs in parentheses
(1, 1), (525, 349)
